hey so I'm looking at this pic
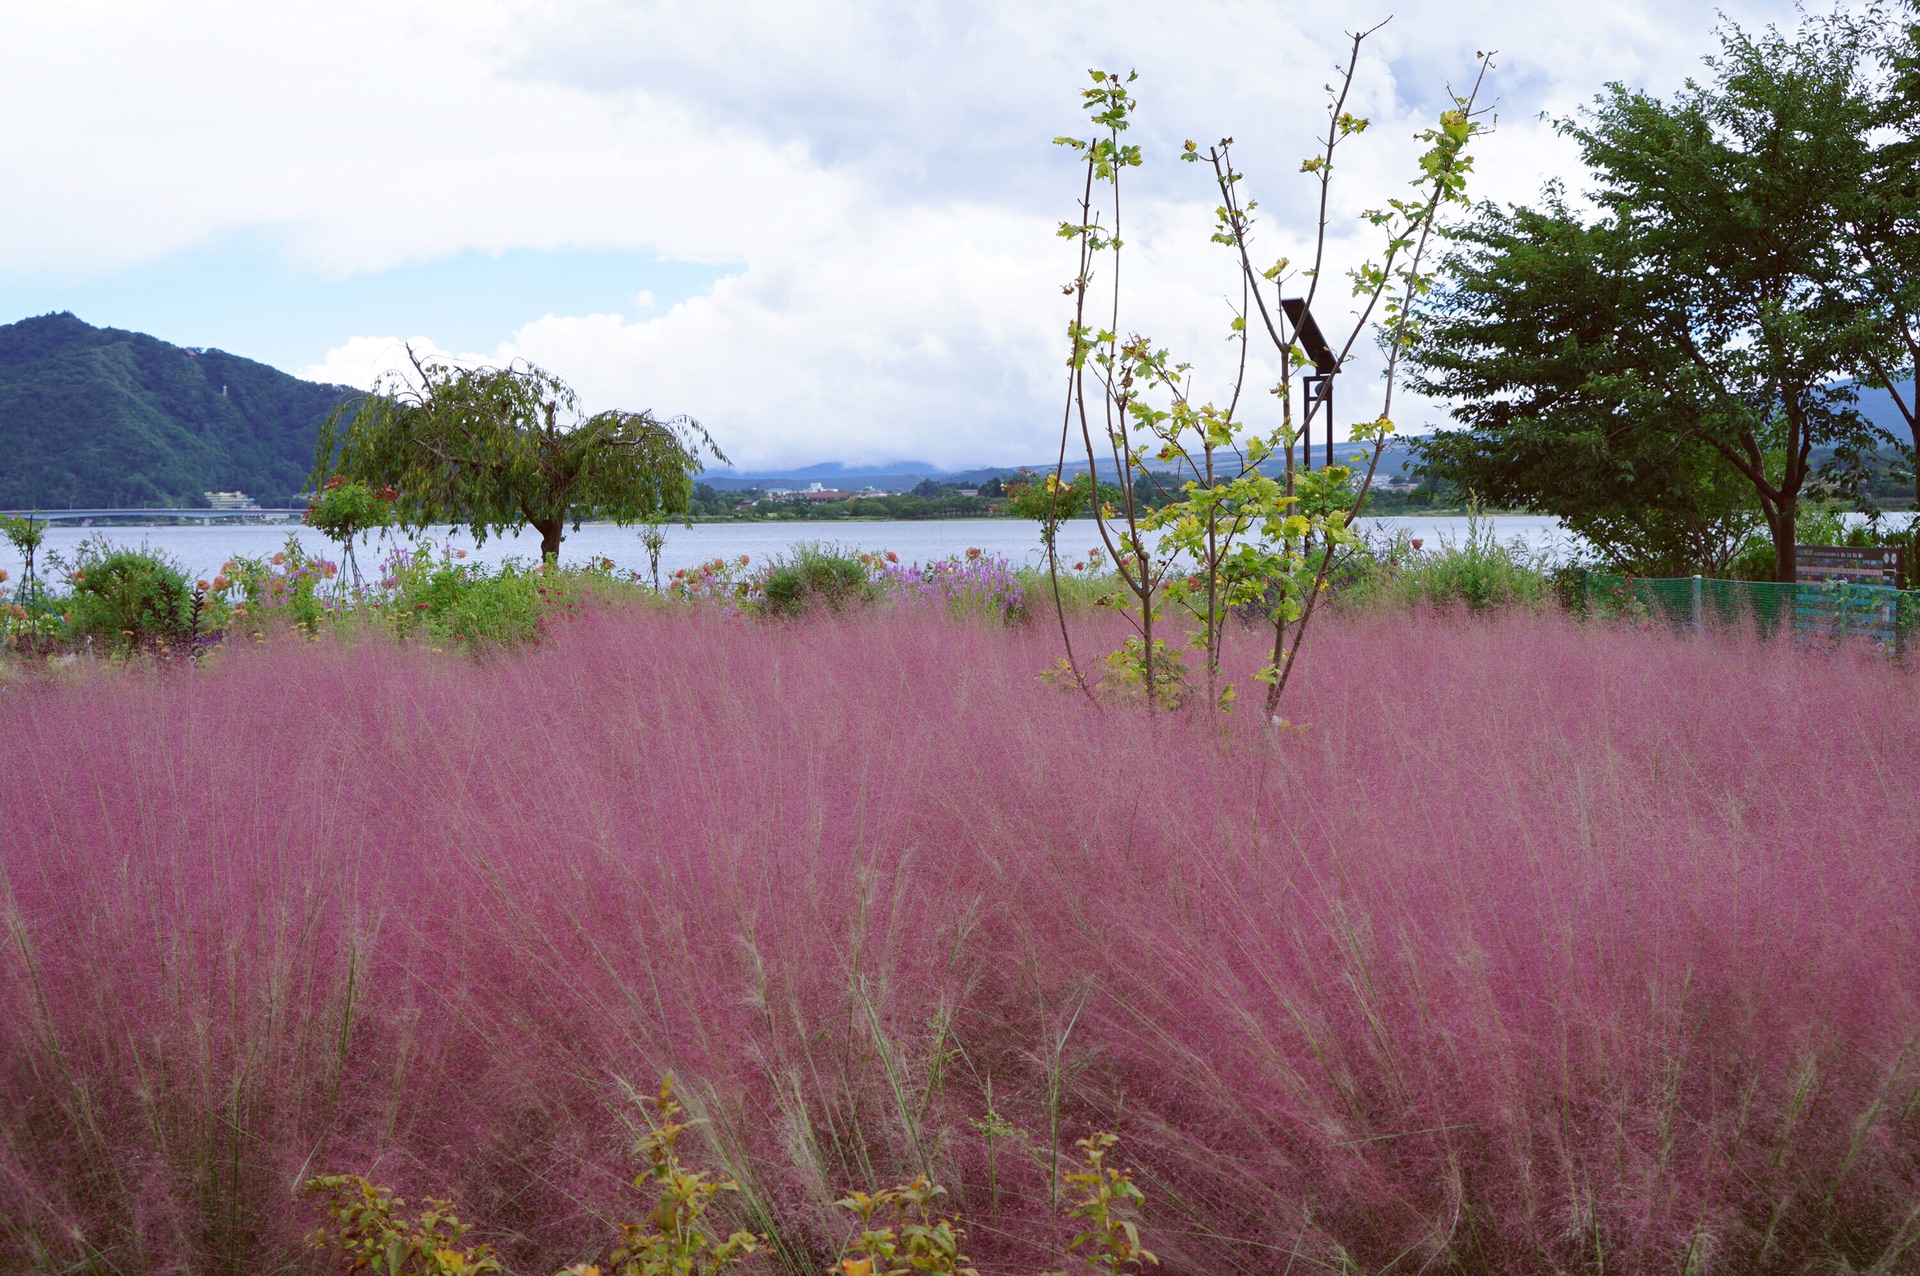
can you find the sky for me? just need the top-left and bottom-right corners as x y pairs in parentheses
(0, 0), (1809, 469)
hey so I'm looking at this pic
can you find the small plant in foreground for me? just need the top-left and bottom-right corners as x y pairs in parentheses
(302, 1174), (504, 1275)
(833, 1177), (977, 1276)
(1051, 1134), (1156, 1276)
(558, 1075), (762, 1276)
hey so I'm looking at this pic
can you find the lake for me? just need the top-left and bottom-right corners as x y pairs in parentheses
(1, 515), (1575, 587)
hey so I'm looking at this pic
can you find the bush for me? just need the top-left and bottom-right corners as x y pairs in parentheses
(1341, 515), (1554, 612)
(375, 544), (652, 650)
(755, 541), (877, 616)
(62, 541), (197, 649)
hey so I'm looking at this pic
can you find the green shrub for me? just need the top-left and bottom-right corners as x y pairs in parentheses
(756, 542), (876, 617)
(1340, 516), (1554, 612)
(385, 551), (548, 649)
(64, 542), (197, 650)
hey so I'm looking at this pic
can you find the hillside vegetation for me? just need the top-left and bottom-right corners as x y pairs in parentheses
(0, 312), (351, 508)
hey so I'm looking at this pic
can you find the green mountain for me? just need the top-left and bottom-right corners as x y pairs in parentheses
(0, 312), (354, 509)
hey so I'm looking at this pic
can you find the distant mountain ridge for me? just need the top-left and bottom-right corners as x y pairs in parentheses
(704, 440), (1425, 493)
(0, 312), (353, 509)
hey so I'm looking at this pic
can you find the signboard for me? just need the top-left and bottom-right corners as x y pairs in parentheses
(1796, 545), (1905, 587)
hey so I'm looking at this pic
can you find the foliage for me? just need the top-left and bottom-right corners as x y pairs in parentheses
(560, 1076), (762, 1276)
(217, 536), (339, 637)
(667, 554), (757, 608)
(1845, 4), (1920, 505)
(0, 512), (45, 561)
(0, 512), (53, 649)
(1407, 198), (1764, 575)
(305, 476), (398, 587)
(1050, 46), (1491, 715)
(834, 1178), (977, 1276)
(61, 539), (200, 651)
(1053, 1134), (1156, 1276)
(1726, 504), (1920, 584)
(1004, 471), (1116, 549)
(314, 351), (724, 559)
(301, 1174), (504, 1276)
(757, 542), (880, 617)
(881, 548), (1028, 623)
(0, 312), (353, 508)
(304, 477), (399, 544)
(1412, 10), (1901, 581)
(377, 542), (550, 648)
(1338, 513), (1557, 612)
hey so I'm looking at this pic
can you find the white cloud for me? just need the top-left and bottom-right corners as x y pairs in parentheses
(3, 0), (1814, 467)
(298, 334), (485, 392)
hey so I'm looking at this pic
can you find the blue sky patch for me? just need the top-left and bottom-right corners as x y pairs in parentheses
(0, 235), (737, 378)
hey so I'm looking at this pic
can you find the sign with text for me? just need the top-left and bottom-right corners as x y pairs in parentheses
(1796, 545), (1905, 587)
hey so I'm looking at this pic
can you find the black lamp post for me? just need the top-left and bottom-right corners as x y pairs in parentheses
(1280, 298), (1339, 471)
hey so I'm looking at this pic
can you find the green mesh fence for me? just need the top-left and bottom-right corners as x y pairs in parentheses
(1587, 574), (1920, 655)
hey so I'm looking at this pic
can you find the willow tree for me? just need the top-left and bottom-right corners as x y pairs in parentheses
(313, 350), (723, 559)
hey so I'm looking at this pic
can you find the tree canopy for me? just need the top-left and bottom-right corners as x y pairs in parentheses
(313, 353), (724, 559)
(1411, 9), (1911, 580)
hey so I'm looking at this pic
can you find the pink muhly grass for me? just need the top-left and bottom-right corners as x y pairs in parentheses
(1, 610), (1917, 1274)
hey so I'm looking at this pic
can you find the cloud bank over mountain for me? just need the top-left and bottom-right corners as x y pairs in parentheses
(0, 0), (1803, 467)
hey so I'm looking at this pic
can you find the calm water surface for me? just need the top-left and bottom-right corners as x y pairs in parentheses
(1, 515), (1574, 587)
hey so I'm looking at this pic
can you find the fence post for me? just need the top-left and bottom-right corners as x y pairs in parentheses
(1691, 574), (1703, 632)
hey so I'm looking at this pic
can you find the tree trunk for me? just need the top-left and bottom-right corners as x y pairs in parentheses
(533, 517), (564, 561)
(1771, 496), (1797, 583)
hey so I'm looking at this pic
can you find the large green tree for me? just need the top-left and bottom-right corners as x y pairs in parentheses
(1413, 11), (1895, 580)
(1411, 195), (1761, 574)
(1847, 2), (1920, 502)
(313, 352), (722, 559)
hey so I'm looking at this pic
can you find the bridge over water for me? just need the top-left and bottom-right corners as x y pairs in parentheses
(13, 509), (305, 523)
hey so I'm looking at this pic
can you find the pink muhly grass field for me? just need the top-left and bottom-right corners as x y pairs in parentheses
(2, 609), (1918, 1275)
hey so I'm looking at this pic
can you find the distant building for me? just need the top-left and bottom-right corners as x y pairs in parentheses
(204, 491), (259, 510)
(786, 482), (851, 502)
